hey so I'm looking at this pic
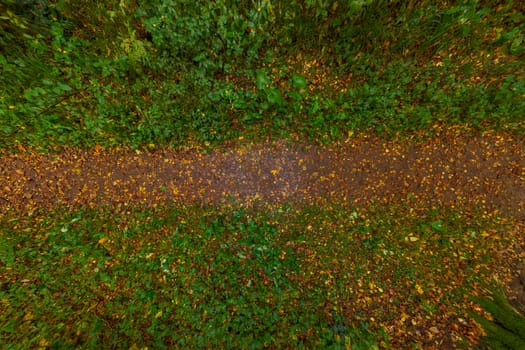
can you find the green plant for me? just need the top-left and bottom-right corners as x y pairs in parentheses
(1, 0), (524, 150)
(2, 203), (513, 348)
(470, 285), (525, 350)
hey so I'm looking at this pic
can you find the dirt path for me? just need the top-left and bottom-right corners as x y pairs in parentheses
(1, 130), (524, 220)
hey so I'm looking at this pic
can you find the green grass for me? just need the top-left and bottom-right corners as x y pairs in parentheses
(0, 202), (516, 348)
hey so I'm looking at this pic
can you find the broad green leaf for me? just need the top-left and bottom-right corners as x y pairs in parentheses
(291, 74), (307, 90)
(256, 69), (270, 91)
(58, 83), (72, 92)
(266, 88), (284, 106)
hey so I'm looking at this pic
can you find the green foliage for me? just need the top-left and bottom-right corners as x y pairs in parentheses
(470, 285), (525, 349)
(0, 203), (513, 348)
(0, 204), (388, 348)
(0, 0), (524, 149)
(140, 0), (268, 75)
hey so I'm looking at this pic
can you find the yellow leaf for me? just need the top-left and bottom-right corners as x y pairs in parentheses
(155, 310), (163, 318)
(415, 284), (424, 295)
(345, 130), (354, 143)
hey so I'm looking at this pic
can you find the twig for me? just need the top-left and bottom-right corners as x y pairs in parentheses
(35, 88), (88, 117)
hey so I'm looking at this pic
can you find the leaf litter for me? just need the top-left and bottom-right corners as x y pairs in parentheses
(1, 128), (524, 348)
(1, 129), (523, 219)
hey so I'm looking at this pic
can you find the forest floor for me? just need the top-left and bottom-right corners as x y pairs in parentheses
(1, 128), (524, 347)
